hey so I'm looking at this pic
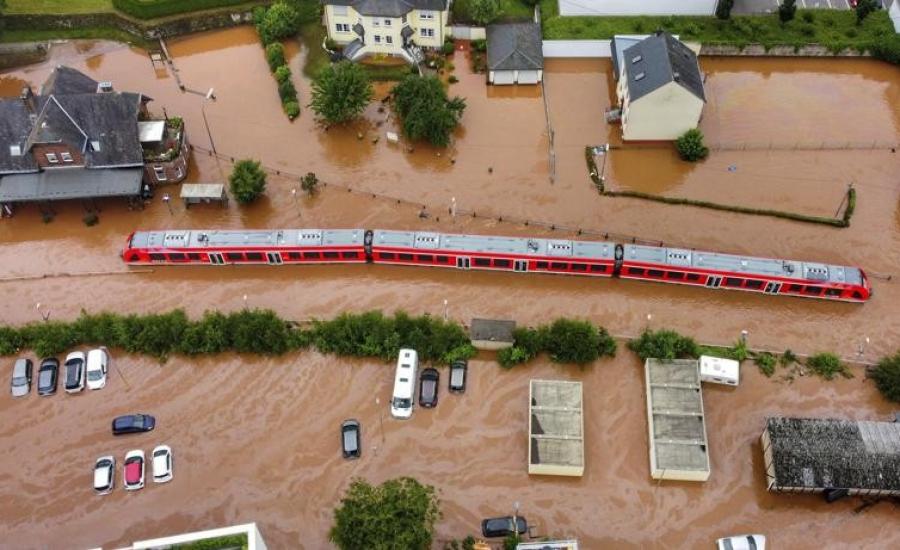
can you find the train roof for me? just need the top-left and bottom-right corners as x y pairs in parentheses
(373, 230), (617, 259)
(130, 229), (366, 249)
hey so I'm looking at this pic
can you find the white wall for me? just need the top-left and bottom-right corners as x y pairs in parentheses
(542, 39), (611, 58)
(558, 0), (716, 16)
(622, 82), (704, 141)
(890, 0), (900, 34)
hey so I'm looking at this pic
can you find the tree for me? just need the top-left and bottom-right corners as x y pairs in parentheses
(229, 159), (267, 204)
(715, 0), (734, 20)
(778, 0), (796, 24)
(855, 0), (878, 25)
(675, 128), (709, 161)
(310, 61), (373, 124)
(300, 172), (319, 196)
(330, 477), (440, 550)
(871, 351), (900, 403)
(265, 42), (286, 72)
(256, 1), (300, 44)
(468, 0), (500, 26)
(392, 75), (466, 147)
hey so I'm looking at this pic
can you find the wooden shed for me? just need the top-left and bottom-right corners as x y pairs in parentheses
(180, 183), (228, 207)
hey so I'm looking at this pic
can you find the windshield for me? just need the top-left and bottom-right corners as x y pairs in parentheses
(392, 397), (411, 409)
(39, 371), (53, 385)
(12, 376), (27, 385)
(65, 359), (82, 368)
(87, 370), (103, 381)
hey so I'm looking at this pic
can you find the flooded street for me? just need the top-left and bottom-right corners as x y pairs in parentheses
(1, 27), (899, 548)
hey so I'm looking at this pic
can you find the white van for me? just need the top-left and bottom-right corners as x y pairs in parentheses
(390, 348), (418, 419)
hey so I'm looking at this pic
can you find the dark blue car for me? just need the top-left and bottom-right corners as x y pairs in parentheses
(112, 414), (156, 435)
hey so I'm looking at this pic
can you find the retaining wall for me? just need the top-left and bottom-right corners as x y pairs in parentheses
(543, 39), (611, 58)
(543, 40), (870, 59)
(0, 42), (50, 70)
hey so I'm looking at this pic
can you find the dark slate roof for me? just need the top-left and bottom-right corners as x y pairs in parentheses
(40, 65), (99, 96)
(0, 100), (38, 174)
(0, 167), (143, 202)
(326, 0), (446, 17)
(486, 23), (543, 71)
(622, 31), (704, 103)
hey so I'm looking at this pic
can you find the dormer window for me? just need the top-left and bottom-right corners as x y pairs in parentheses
(45, 153), (59, 164)
(420, 11), (434, 20)
(632, 55), (642, 63)
(61, 152), (73, 163)
(91, 140), (101, 152)
(9, 145), (21, 157)
(634, 72), (646, 81)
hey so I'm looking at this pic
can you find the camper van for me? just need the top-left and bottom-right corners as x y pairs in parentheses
(390, 348), (418, 419)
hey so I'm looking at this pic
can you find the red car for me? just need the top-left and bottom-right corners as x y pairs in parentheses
(123, 450), (145, 491)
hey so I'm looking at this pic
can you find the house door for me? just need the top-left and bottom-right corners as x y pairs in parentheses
(514, 260), (528, 272)
(208, 253), (224, 265)
(266, 252), (283, 265)
(456, 256), (470, 270)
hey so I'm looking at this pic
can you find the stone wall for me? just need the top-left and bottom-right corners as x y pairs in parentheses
(700, 44), (869, 57)
(0, 42), (49, 69)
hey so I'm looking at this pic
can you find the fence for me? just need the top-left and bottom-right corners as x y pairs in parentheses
(448, 25), (486, 41)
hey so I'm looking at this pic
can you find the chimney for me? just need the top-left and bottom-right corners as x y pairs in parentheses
(97, 81), (114, 93)
(20, 86), (36, 113)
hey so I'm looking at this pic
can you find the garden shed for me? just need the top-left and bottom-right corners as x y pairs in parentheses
(487, 23), (544, 85)
(528, 379), (584, 477)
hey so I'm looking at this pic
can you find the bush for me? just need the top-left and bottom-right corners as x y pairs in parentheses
(871, 351), (900, 403)
(778, 0), (797, 24)
(806, 352), (852, 380)
(301, 172), (319, 195)
(448, 75), (459, 84)
(442, 41), (455, 56)
(468, 0), (500, 25)
(675, 128), (709, 162)
(870, 35), (900, 65)
(801, 11), (815, 24)
(855, 0), (878, 25)
(278, 76), (297, 103)
(275, 64), (292, 84)
(265, 42), (286, 72)
(628, 329), (699, 361)
(171, 534), (248, 550)
(82, 212), (99, 226)
(392, 75), (466, 147)
(471, 39), (487, 53)
(256, 1), (301, 45)
(544, 319), (616, 365)
(310, 61), (374, 124)
(283, 100), (300, 119)
(229, 159), (267, 204)
(716, 0), (734, 20)
(754, 352), (777, 377)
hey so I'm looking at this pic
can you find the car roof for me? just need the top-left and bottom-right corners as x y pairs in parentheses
(13, 360), (28, 375)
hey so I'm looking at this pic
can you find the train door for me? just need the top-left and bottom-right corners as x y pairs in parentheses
(514, 260), (528, 272)
(456, 257), (470, 270)
(208, 253), (224, 265)
(266, 252), (283, 265)
(764, 282), (782, 295)
(705, 275), (722, 288)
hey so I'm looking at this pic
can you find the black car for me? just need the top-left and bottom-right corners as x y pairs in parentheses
(37, 358), (59, 396)
(481, 516), (527, 538)
(341, 419), (361, 459)
(112, 414), (156, 435)
(419, 368), (439, 408)
(449, 359), (467, 393)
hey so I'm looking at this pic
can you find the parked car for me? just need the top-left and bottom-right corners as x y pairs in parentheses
(419, 368), (439, 408)
(93, 455), (115, 495)
(37, 358), (59, 396)
(10, 358), (33, 398)
(112, 414), (156, 435)
(64, 351), (86, 393)
(716, 535), (766, 550)
(86, 348), (109, 390)
(449, 359), (467, 393)
(481, 516), (527, 538)
(123, 450), (145, 491)
(341, 419), (361, 459)
(152, 445), (173, 483)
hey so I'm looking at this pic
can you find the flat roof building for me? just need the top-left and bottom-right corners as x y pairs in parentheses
(114, 522), (267, 550)
(528, 379), (584, 477)
(761, 416), (900, 497)
(644, 358), (710, 481)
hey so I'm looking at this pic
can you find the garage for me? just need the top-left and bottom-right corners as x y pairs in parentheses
(491, 70), (516, 85)
(486, 23), (544, 86)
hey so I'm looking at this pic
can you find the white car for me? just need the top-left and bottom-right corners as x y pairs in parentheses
(152, 445), (173, 483)
(123, 450), (145, 491)
(63, 351), (86, 394)
(717, 535), (766, 550)
(86, 348), (109, 390)
(93, 456), (115, 495)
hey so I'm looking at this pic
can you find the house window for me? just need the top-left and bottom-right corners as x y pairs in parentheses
(634, 72), (646, 81)
(335, 23), (350, 33)
(420, 11), (434, 20)
(60, 151), (73, 163)
(374, 35), (382, 44)
(632, 55), (642, 63)
(372, 18), (380, 26)
(333, 5), (348, 16)
(420, 28), (434, 38)
(154, 165), (166, 182)
(9, 145), (21, 156)
(386, 35), (393, 44)
(384, 19), (392, 26)
(91, 140), (101, 151)
(45, 153), (59, 164)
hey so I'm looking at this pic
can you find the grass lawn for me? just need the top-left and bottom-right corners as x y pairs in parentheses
(452, 0), (535, 25)
(5, 0), (114, 13)
(300, 22), (330, 79)
(540, 0), (895, 52)
(0, 27), (153, 48)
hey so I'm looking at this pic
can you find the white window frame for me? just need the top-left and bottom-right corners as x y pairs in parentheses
(154, 165), (167, 182)
(61, 151), (73, 163)
(420, 11), (434, 20)
(335, 23), (350, 33)
(45, 152), (59, 164)
(385, 35), (393, 44)
(374, 34), (382, 44)
(420, 28), (434, 38)
(384, 18), (392, 26)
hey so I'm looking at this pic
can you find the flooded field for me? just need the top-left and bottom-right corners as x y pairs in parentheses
(1, 27), (899, 549)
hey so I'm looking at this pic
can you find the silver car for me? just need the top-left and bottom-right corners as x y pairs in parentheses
(11, 359), (33, 398)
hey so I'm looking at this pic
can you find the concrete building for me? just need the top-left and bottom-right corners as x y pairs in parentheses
(486, 23), (544, 85)
(614, 32), (705, 141)
(559, 0), (716, 16)
(644, 358), (711, 482)
(323, 0), (450, 64)
(761, 416), (900, 498)
(528, 379), (584, 477)
(115, 522), (267, 550)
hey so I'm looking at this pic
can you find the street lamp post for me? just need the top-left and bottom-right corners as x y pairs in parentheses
(162, 193), (173, 215)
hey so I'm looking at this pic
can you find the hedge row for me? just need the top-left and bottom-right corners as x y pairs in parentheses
(112, 0), (256, 20)
(497, 319), (616, 368)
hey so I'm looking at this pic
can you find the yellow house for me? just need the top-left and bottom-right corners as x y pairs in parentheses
(615, 31), (705, 141)
(323, 0), (450, 64)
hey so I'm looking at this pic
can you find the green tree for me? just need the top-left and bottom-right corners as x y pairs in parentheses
(229, 159), (267, 204)
(715, 0), (734, 20)
(855, 0), (878, 25)
(675, 128), (709, 161)
(871, 351), (900, 403)
(628, 329), (700, 361)
(310, 61), (374, 124)
(778, 0), (797, 24)
(257, 1), (300, 44)
(330, 477), (440, 550)
(544, 318), (616, 364)
(265, 42), (286, 72)
(468, 0), (500, 26)
(392, 75), (466, 147)
(300, 172), (319, 195)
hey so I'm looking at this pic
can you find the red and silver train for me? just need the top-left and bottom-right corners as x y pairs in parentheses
(122, 228), (871, 303)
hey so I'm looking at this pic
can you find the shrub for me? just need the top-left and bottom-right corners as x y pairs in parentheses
(310, 61), (374, 124)
(468, 0), (500, 26)
(870, 35), (900, 65)
(628, 329), (699, 361)
(855, 0), (878, 25)
(265, 42), (286, 72)
(801, 11), (814, 24)
(256, 1), (301, 45)
(229, 159), (267, 204)
(83, 212), (99, 226)
(755, 352), (777, 377)
(283, 100), (300, 119)
(778, 0), (797, 24)
(806, 352), (852, 380)
(0, 326), (23, 356)
(392, 75), (466, 147)
(278, 76), (297, 103)
(497, 346), (533, 369)
(544, 319), (616, 365)
(275, 64), (292, 84)
(471, 39), (487, 53)
(442, 41), (455, 56)
(675, 128), (709, 162)
(300, 172), (319, 195)
(716, 0), (734, 20)
(448, 75), (459, 84)
(871, 351), (900, 403)
(171, 534), (248, 550)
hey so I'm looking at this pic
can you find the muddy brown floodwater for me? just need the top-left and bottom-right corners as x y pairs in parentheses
(1, 27), (899, 549)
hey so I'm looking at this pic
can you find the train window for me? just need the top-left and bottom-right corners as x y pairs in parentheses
(825, 288), (842, 297)
(627, 267), (645, 276)
(551, 262), (568, 270)
(803, 286), (822, 295)
(245, 252), (263, 261)
(226, 252), (243, 261)
(436, 255), (449, 263)
(724, 277), (743, 287)
(571, 263), (587, 271)
(417, 254), (433, 262)
(648, 269), (664, 277)
(590, 264), (607, 273)
(667, 271), (685, 280)
(686, 273), (701, 281)
(150, 253), (165, 262)
(168, 253), (186, 261)
(188, 253), (201, 261)
(304, 251), (321, 260)
(745, 280), (764, 290)
(474, 258), (491, 267)
(494, 259), (511, 268)
(852, 291), (863, 300)
(323, 251), (340, 259)
(788, 284), (803, 292)
(536, 261), (549, 269)
(398, 253), (414, 261)
(379, 252), (395, 260)
(342, 251), (359, 259)
(287, 252), (302, 260)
